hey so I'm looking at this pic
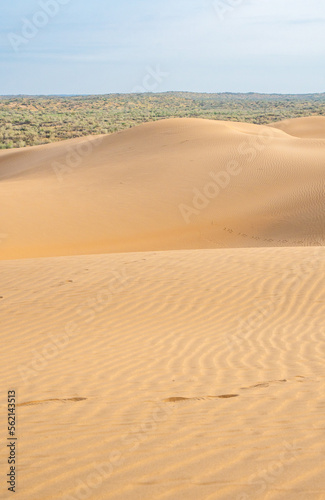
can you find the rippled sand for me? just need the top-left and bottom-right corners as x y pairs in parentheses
(0, 118), (324, 499)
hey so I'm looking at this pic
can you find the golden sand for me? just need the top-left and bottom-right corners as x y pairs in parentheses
(1, 118), (324, 499)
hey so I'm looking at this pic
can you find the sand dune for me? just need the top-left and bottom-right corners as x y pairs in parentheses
(1, 247), (325, 499)
(1, 117), (325, 499)
(271, 116), (325, 139)
(0, 117), (324, 259)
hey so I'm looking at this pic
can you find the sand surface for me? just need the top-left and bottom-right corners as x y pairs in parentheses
(0, 117), (325, 499)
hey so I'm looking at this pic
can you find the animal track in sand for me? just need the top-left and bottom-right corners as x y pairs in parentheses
(17, 397), (87, 407)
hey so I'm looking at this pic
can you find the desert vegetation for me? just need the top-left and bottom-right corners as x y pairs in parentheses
(0, 92), (325, 149)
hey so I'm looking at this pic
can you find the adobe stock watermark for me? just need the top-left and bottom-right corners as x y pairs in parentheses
(237, 441), (300, 499)
(8, 0), (72, 52)
(211, 0), (246, 21)
(18, 268), (130, 385)
(179, 126), (276, 224)
(61, 400), (174, 500)
(52, 135), (104, 183)
(132, 65), (169, 93)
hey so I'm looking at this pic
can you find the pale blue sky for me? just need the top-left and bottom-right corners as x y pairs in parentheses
(0, 0), (324, 94)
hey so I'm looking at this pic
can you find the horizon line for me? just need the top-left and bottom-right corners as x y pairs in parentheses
(1, 91), (325, 98)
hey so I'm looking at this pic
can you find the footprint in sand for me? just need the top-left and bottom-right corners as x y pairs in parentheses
(163, 377), (308, 404)
(17, 397), (87, 407)
(163, 394), (239, 403)
(240, 379), (287, 390)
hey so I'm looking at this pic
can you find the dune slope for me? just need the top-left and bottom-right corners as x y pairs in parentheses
(0, 117), (324, 259)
